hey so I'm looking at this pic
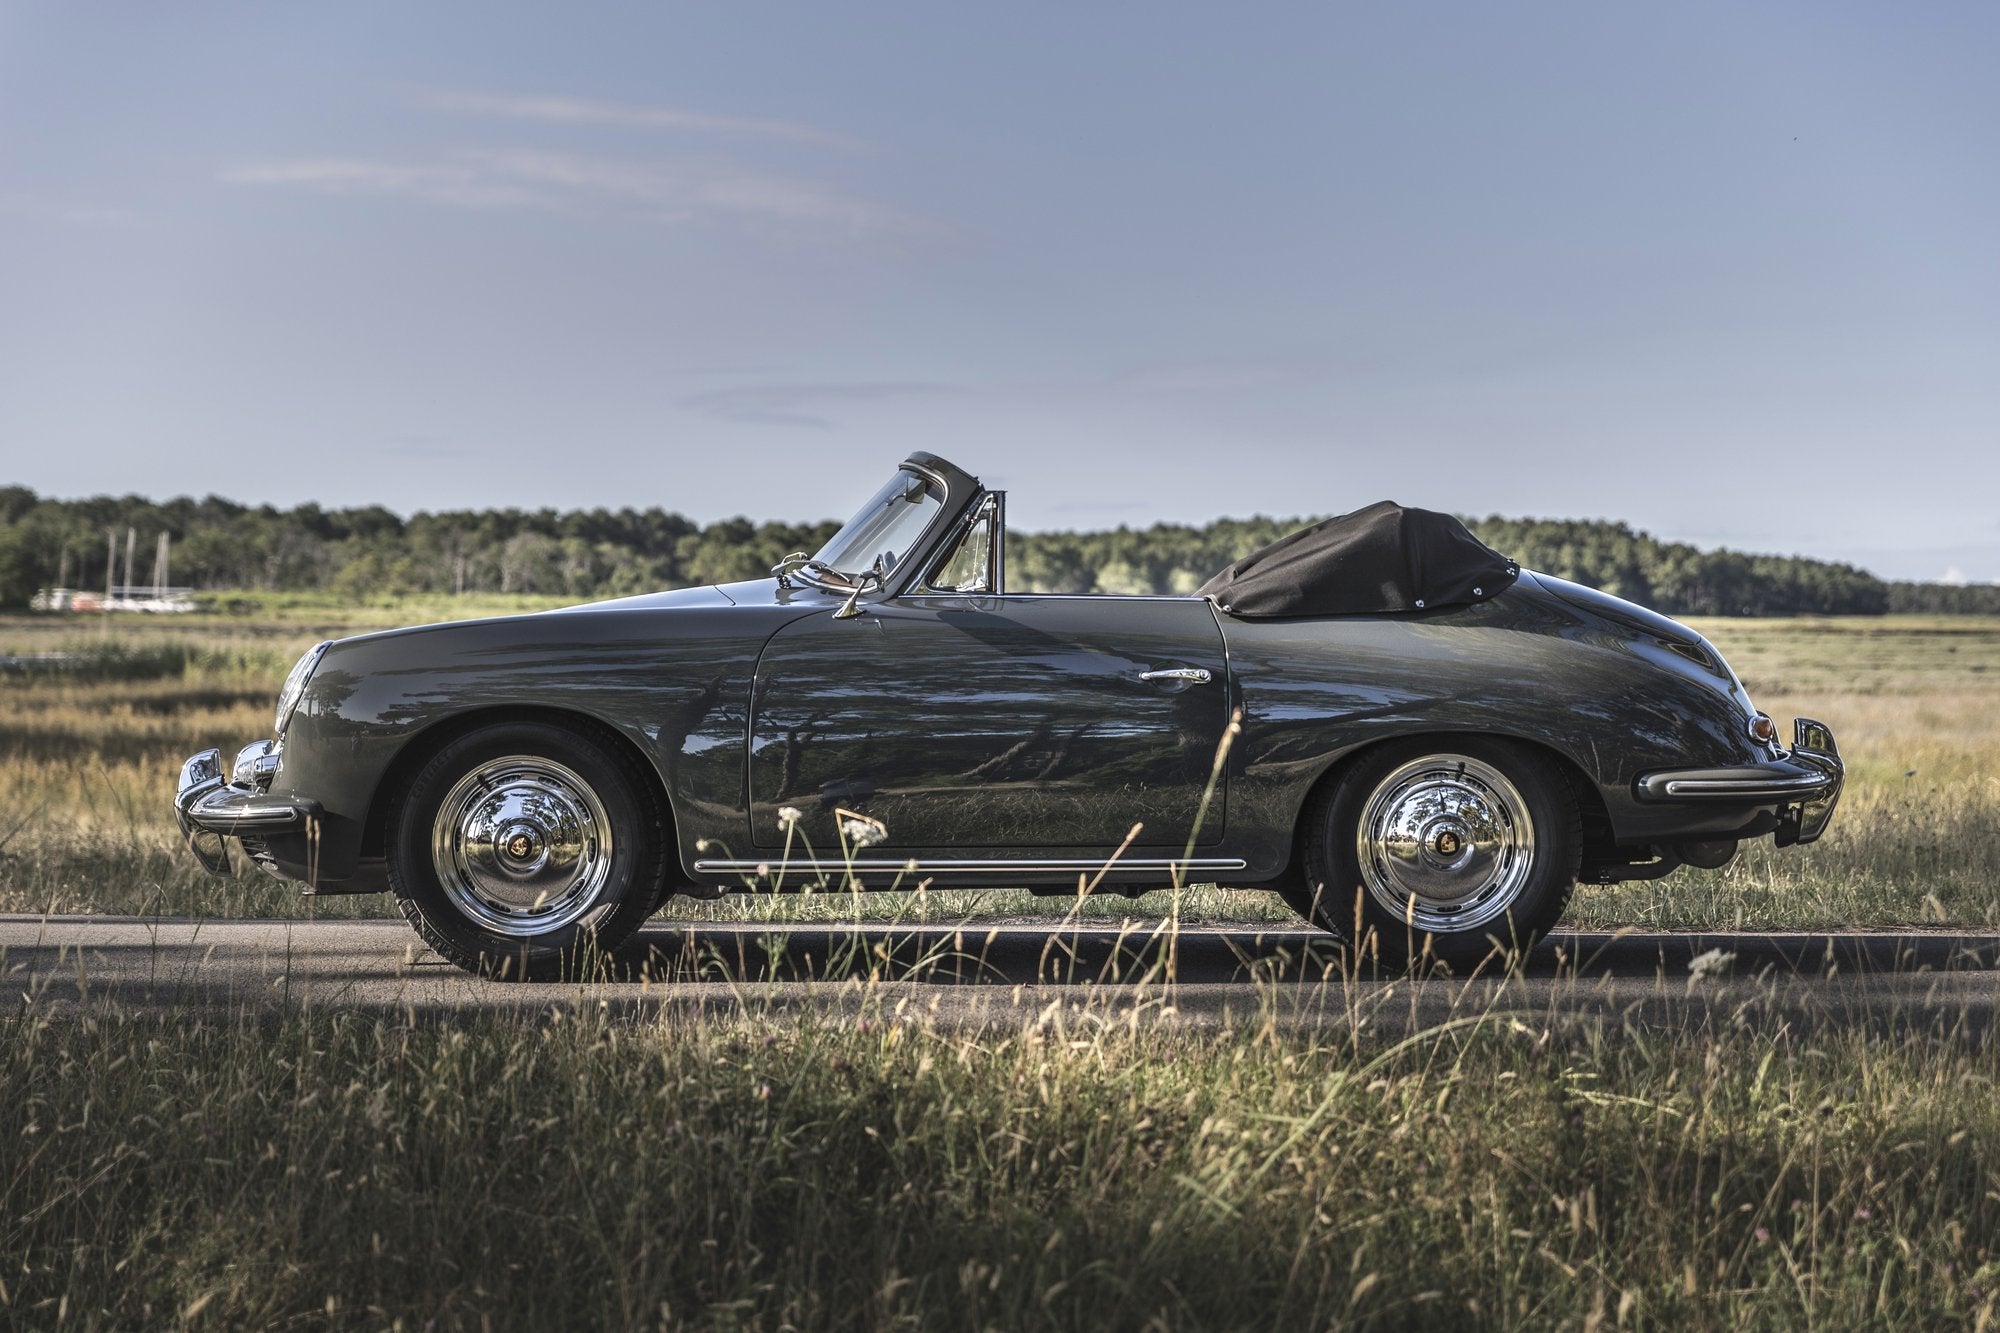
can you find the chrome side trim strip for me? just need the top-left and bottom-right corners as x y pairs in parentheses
(691, 856), (1248, 875)
(1636, 769), (1834, 800)
(1660, 775), (1829, 797)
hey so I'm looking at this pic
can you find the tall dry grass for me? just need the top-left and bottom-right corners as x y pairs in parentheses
(3, 610), (1997, 928)
(5, 984), (2000, 1329)
(6, 609), (2000, 1329)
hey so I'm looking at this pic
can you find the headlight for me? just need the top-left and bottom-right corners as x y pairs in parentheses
(275, 641), (331, 735)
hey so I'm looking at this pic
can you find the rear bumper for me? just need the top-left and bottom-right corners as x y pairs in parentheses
(1634, 717), (1844, 847)
(174, 744), (320, 877)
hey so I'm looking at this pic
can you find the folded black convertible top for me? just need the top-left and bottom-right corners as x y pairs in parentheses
(1197, 501), (1518, 619)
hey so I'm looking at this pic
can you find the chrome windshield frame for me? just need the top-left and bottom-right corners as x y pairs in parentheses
(916, 490), (1006, 596)
(786, 453), (987, 604)
(810, 464), (948, 580)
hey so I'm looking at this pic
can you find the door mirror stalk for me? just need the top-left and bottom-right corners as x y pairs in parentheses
(832, 555), (891, 620)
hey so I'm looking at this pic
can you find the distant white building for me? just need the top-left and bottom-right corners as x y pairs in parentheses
(34, 530), (198, 612)
(30, 586), (197, 614)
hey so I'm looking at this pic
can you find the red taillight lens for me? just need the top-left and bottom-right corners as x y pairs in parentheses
(1748, 713), (1776, 743)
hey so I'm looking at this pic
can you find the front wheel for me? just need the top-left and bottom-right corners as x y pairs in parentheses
(1291, 739), (1579, 968)
(387, 721), (666, 979)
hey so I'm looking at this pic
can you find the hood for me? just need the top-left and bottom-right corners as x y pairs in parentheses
(551, 584), (739, 614)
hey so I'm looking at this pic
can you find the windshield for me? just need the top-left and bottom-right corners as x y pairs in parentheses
(812, 467), (946, 576)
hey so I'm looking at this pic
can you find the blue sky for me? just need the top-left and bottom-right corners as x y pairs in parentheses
(2, 2), (1996, 580)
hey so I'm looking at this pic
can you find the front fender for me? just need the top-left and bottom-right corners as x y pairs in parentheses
(270, 604), (800, 883)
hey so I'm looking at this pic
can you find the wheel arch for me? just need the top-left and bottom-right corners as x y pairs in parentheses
(359, 705), (680, 872)
(1282, 729), (1614, 882)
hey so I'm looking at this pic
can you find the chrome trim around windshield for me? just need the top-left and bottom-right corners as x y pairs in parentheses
(806, 462), (954, 597)
(919, 491), (1003, 594)
(992, 490), (1006, 595)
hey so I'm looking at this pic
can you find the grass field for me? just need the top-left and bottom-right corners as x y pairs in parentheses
(8, 987), (2000, 1329)
(6, 602), (2000, 1329)
(2, 604), (1996, 930)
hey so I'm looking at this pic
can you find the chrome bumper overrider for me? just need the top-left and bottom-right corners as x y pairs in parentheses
(174, 744), (320, 876)
(1635, 717), (1844, 846)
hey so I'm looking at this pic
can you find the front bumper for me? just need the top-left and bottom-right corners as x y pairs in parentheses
(175, 742), (321, 877)
(1635, 717), (1844, 847)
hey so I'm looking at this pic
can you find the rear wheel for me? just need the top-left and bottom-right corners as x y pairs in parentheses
(1291, 738), (1578, 968)
(387, 720), (666, 979)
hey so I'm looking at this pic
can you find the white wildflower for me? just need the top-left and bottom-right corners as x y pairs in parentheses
(841, 817), (887, 849)
(777, 805), (803, 829)
(1687, 947), (1736, 980)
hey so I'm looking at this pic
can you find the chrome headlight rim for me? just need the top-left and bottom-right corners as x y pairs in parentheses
(275, 640), (331, 735)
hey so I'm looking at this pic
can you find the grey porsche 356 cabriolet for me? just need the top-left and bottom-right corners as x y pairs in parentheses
(176, 452), (1842, 977)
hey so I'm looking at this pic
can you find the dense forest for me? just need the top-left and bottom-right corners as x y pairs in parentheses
(0, 483), (1993, 615)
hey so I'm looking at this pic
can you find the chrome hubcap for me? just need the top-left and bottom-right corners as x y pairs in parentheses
(1356, 754), (1535, 933)
(432, 756), (614, 936)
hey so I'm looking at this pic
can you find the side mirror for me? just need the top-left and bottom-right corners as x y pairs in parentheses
(832, 554), (890, 620)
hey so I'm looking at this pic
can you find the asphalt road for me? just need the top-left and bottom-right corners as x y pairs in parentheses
(5, 915), (1999, 1036)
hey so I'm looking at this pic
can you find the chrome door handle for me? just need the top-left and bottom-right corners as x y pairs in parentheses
(1139, 667), (1212, 685)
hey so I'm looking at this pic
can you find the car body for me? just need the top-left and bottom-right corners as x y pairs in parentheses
(176, 452), (1843, 975)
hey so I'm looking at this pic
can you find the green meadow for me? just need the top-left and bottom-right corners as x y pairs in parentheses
(2, 604), (1995, 930)
(5, 604), (2000, 1329)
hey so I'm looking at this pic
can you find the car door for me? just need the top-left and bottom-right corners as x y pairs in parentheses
(746, 593), (1231, 852)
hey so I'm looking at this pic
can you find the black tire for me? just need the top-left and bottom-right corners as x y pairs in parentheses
(1291, 738), (1579, 969)
(387, 720), (666, 980)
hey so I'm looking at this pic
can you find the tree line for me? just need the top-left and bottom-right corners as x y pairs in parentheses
(0, 483), (1992, 616)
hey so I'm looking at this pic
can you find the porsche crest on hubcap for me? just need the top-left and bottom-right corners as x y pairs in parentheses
(1356, 754), (1535, 933)
(431, 756), (614, 937)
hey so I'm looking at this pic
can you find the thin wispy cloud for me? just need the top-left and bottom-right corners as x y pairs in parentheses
(224, 150), (944, 239)
(221, 159), (539, 209)
(223, 86), (929, 241)
(0, 192), (141, 226)
(681, 382), (957, 429)
(424, 89), (873, 153)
